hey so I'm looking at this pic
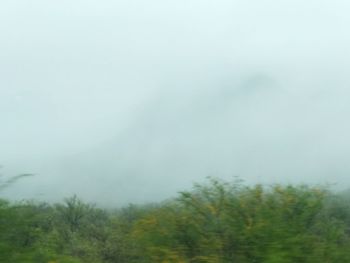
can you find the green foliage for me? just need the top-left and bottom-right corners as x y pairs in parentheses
(1, 178), (350, 262)
(131, 179), (350, 262)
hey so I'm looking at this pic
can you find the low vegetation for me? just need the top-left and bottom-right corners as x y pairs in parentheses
(1, 178), (350, 262)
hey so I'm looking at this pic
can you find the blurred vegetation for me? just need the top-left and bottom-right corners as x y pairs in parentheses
(1, 178), (350, 262)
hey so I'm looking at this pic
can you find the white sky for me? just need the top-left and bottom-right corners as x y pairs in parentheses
(1, 0), (350, 204)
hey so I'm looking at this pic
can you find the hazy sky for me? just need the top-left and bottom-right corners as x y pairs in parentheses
(1, 0), (350, 204)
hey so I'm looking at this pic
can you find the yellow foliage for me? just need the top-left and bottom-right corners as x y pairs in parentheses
(207, 204), (216, 215)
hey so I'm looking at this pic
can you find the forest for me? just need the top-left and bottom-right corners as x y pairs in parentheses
(2, 178), (350, 262)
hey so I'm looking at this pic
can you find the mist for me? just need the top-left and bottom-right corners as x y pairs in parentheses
(1, 0), (350, 205)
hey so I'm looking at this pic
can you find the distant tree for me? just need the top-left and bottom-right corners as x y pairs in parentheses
(0, 165), (34, 192)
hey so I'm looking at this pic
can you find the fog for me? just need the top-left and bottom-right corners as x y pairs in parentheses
(1, 0), (350, 205)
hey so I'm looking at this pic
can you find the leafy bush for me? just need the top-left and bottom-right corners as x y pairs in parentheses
(1, 178), (350, 262)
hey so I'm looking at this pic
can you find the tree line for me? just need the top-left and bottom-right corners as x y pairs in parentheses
(1, 178), (350, 262)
